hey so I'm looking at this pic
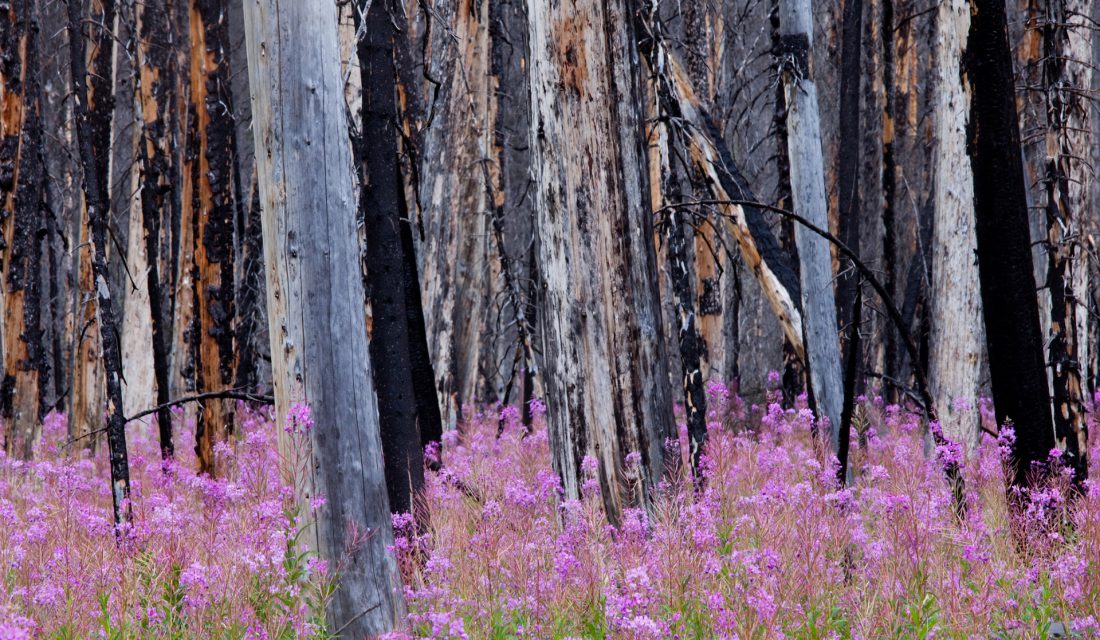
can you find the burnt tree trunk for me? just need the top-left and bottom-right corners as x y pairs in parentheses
(133, 0), (178, 457)
(187, 0), (240, 474)
(966, 0), (1055, 484)
(67, 0), (131, 524)
(1038, 0), (1091, 482)
(0, 0), (46, 456)
(356, 0), (424, 515)
(835, 0), (862, 349)
(527, 0), (676, 519)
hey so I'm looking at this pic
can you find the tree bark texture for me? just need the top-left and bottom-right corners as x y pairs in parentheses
(0, 0), (46, 456)
(356, 0), (425, 515)
(929, 0), (983, 450)
(527, 0), (676, 519)
(776, 0), (845, 446)
(241, 0), (404, 632)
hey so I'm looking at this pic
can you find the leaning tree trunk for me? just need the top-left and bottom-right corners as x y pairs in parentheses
(966, 0), (1055, 485)
(241, 0), (405, 633)
(928, 0), (982, 450)
(67, 0), (131, 525)
(776, 0), (844, 447)
(527, 0), (675, 520)
(356, 0), (424, 515)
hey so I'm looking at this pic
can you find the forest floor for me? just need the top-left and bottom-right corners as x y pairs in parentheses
(1, 384), (1099, 639)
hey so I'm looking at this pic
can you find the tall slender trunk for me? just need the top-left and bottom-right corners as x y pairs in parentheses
(771, 0), (805, 403)
(187, 0), (240, 474)
(1039, 0), (1091, 482)
(67, 0), (131, 524)
(356, 0), (424, 515)
(241, 0), (405, 632)
(836, 0), (863, 345)
(133, 0), (178, 457)
(929, 0), (982, 449)
(776, 0), (845, 446)
(967, 0), (1056, 485)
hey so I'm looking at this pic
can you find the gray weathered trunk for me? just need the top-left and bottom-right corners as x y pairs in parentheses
(241, 0), (405, 633)
(527, 0), (675, 520)
(777, 0), (844, 447)
(929, 0), (982, 449)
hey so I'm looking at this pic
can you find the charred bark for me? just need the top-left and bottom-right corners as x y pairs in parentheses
(1038, 0), (1090, 483)
(835, 0), (862, 346)
(356, 0), (424, 515)
(133, 0), (178, 458)
(67, 0), (131, 524)
(188, 0), (240, 474)
(966, 0), (1056, 484)
(0, 0), (46, 455)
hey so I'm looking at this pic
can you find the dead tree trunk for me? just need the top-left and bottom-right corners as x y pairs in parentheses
(966, 0), (1056, 485)
(68, 0), (116, 446)
(1039, 0), (1091, 482)
(0, 0), (46, 456)
(835, 0), (862, 346)
(929, 0), (982, 449)
(527, 0), (675, 519)
(356, 0), (424, 515)
(133, 0), (178, 457)
(776, 0), (845, 446)
(67, 0), (131, 524)
(241, 0), (405, 633)
(186, 0), (240, 474)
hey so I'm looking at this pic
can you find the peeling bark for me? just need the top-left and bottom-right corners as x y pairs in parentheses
(527, 0), (676, 519)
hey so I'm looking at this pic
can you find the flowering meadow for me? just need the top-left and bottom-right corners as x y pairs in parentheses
(3, 383), (1100, 639)
(0, 407), (331, 639)
(395, 385), (1100, 639)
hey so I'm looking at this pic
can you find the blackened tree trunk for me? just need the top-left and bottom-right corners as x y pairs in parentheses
(835, 0), (862, 346)
(242, 0), (405, 632)
(966, 0), (1055, 485)
(187, 0), (240, 474)
(401, 216), (443, 450)
(67, 0), (131, 524)
(133, 0), (178, 457)
(0, 0), (46, 456)
(1038, 0), (1091, 482)
(356, 0), (424, 515)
